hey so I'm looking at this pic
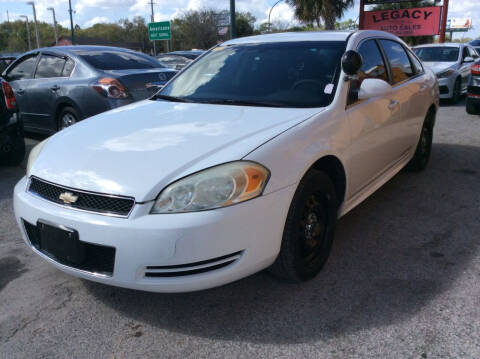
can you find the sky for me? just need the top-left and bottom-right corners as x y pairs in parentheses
(0, 0), (479, 40)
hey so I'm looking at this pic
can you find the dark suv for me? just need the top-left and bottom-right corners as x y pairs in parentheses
(0, 80), (25, 166)
(1, 46), (177, 134)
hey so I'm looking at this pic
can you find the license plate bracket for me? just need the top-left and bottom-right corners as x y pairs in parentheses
(37, 221), (86, 265)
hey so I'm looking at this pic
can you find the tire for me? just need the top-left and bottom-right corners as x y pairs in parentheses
(450, 77), (462, 104)
(466, 98), (480, 115)
(0, 135), (25, 166)
(57, 106), (80, 131)
(269, 170), (338, 282)
(405, 112), (434, 172)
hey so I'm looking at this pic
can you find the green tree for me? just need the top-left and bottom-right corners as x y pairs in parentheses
(287, 0), (354, 29)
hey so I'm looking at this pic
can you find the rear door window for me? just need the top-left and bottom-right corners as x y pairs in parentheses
(379, 40), (414, 84)
(73, 50), (162, 70)
(468, 47), (479, 59)
(62, 58), (75, 77)
(35, 55), (66, 78)
(6, 55), (38, 81)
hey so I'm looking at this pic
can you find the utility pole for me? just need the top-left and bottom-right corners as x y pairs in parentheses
(6, 10), (10, 24)
(230, 0), (236, 39)
(150, 0), (157, 56)
(359, 0), (365, 30)
(47, 7), (58, 45)
(439, 0), (449, 43)
(20, 15), (32, 51)
(68, 0), (75, 44)
(27, 2), (41, 48)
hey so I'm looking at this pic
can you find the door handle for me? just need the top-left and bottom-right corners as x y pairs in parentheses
(51, 85), (60, 91)
(388, 100), (399, 110)
(16, 88), (25, 95)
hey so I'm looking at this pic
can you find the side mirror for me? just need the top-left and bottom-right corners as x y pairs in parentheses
(358, 78), (393, 100)
(464, 56), (474, 63)
(342, 50), (363, 76)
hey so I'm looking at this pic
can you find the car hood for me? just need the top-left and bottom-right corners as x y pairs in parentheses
(422, 62), (457, 74)
(31, 100), (322, 201)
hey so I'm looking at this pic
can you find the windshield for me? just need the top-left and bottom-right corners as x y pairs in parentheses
(73, 50), (163, 70)
(414, 47), (459, 62)
(159, 41), (346, 108)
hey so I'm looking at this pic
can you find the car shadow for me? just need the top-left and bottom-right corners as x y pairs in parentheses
(84, 142), (480, 344)
(439, 96), (466, 108)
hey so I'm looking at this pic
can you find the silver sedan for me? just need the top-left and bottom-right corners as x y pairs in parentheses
(414, 43), (480, 103)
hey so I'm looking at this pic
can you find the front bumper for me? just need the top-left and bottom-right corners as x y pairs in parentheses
(437, 76), (455, 99)
(14, 176), (296, 292)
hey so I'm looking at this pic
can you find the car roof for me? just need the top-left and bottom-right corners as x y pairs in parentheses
(21, 45), (144, 57)
(222, 30), (406, 46)
(413, 43), (464, 49)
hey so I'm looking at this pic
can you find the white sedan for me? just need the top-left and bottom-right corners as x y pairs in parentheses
(14, 30), (439, 293)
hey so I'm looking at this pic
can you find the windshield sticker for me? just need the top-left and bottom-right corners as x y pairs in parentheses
(324, 84), (334, 94)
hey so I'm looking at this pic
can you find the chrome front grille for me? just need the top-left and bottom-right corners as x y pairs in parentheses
(28, 177), (135, 217)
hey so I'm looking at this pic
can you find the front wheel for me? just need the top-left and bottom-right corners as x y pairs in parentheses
(405, 112), (434, 172)
(269, 170), (338, 282)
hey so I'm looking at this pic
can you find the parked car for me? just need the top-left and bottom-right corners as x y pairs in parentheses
(14, 30), (438, 293)
(469, 39), (480, 54)
(168, 50), (204, 60)
(0, 79), (25, 166)
(156, 54), (192, 70)
(413, 43), (480, 103)
(0, 53), (21, 73)
(1, 46), (177, 134)
(466, 63), (480, 114)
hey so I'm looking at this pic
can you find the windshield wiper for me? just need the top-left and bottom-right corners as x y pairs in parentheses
(197, 99), (287, 108)
(151, 94), (190, 103)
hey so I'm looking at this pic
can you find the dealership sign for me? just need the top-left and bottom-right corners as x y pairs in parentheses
(364, 6), (442, 37)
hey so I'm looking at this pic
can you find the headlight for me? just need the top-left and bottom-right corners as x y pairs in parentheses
(26, 139), (48, 176)
(436, 69), (455, 78)
(151, 161), (270, 214)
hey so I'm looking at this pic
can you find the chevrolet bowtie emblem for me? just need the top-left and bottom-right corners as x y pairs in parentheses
(59, 192), (79, 204)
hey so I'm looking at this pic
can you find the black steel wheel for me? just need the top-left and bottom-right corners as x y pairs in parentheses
(405, 111), (434, 172)
(269, 170), (338, 282)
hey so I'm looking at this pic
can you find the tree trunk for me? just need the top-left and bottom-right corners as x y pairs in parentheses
(323, 0), (336, 30)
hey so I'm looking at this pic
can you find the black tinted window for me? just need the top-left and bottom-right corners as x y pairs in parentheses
(357, 40), (388, 84)
(62, 58), (75, 76)
(162, 41), (346, 108)
(7, 55), (37, 81)
(380, 40), (414, 84)
(35, 55), (66, 78)
(73, 50), (162, 70)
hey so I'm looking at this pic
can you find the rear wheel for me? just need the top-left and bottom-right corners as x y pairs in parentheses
(269, 170), (338, 282)
(405, 112), (434, 172)
(0, 135), (25, 166)
(466, 98), (480, 115)
(58, 106), (80, 131)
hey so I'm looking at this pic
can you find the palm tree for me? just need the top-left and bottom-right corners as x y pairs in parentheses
(287, 0), (354, 30)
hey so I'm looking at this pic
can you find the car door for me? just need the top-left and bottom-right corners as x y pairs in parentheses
(345, 39), (399, 195)
(26, 53), (69, 132)
(3, 54), (39, 126)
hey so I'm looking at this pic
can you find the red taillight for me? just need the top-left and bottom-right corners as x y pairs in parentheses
(471, 64), (480, 75)
(1, 80), (17, 111)
(92, 77), (129, 99)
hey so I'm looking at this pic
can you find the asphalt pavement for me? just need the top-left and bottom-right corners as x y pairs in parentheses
(0, 99), (479, 358)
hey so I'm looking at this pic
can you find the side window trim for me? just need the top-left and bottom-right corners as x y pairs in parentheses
(405, 48), (424, 76)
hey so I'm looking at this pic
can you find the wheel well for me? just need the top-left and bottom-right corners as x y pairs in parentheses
(310, 155), (346, 204)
